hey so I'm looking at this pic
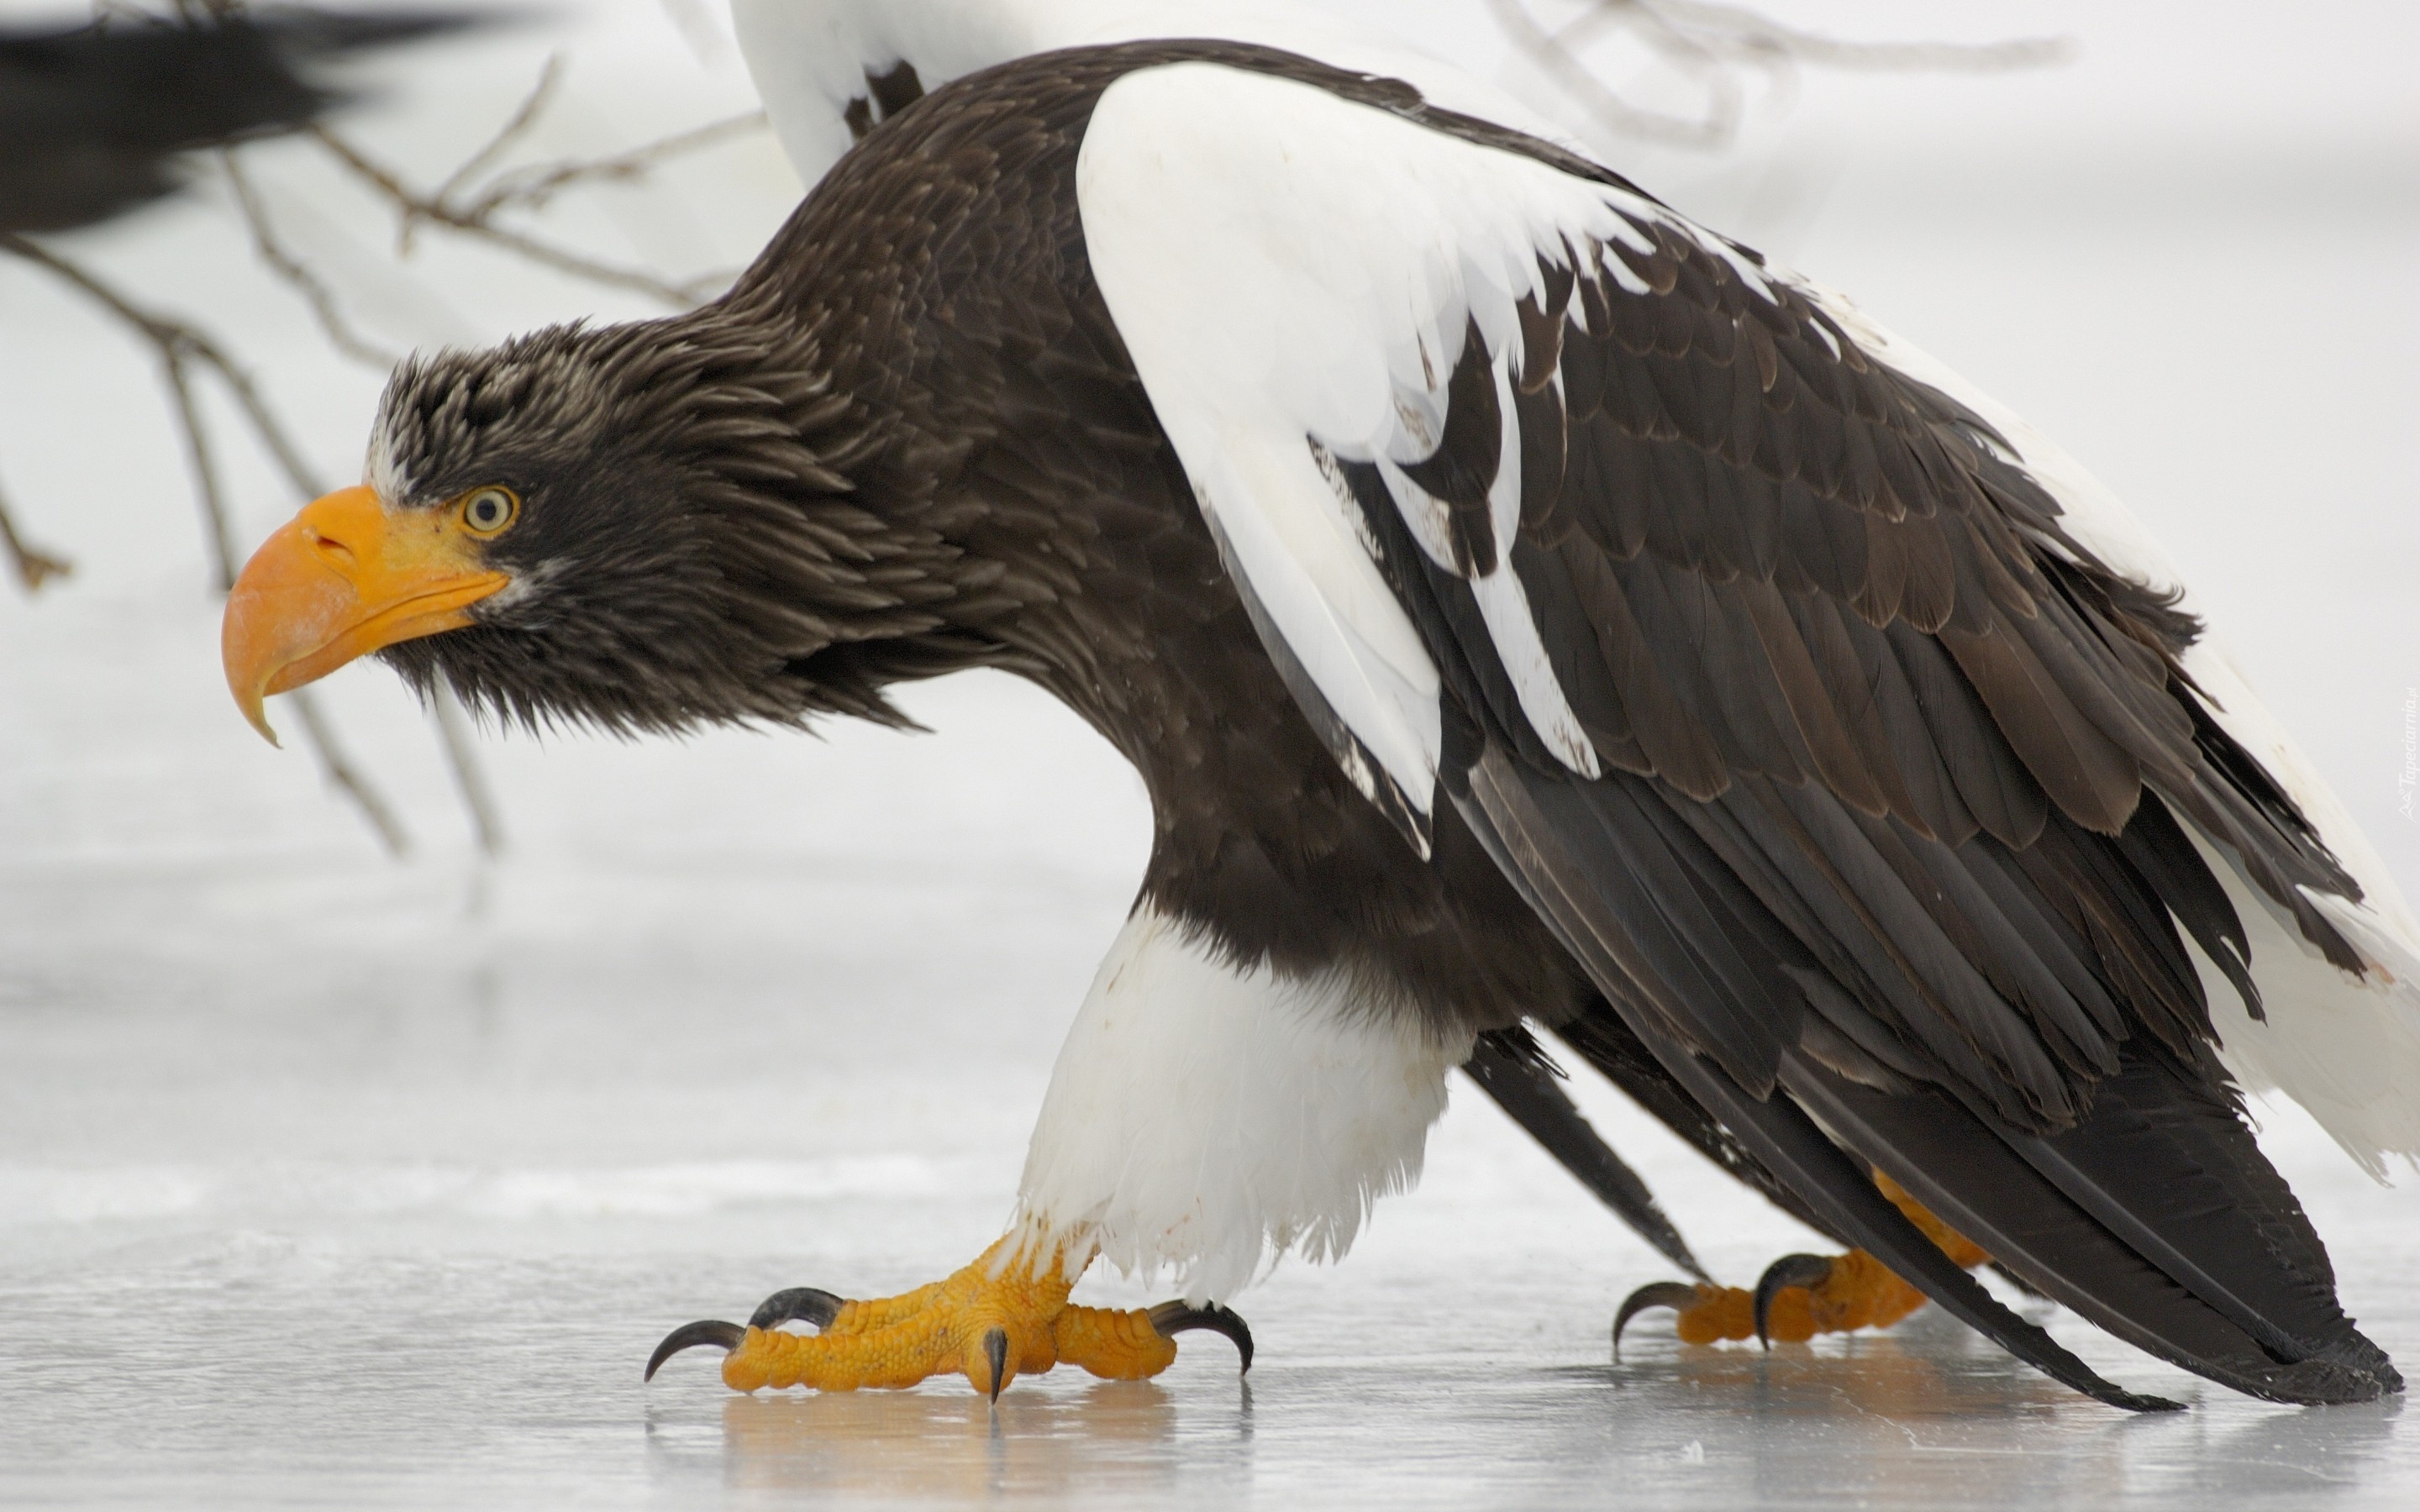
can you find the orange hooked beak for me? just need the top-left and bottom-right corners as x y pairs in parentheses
(221, 486), (509, 744)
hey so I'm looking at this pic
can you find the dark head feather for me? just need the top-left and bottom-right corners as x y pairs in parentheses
(369, 305), (978, 736)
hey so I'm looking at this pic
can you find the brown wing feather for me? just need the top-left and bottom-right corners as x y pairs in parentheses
(1337, 187), (2365, 1118)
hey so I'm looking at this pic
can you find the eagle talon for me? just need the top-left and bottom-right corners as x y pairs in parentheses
(749, 1286), (847, 1331)
(1146, 1299), (1255, 1373)
(1612, 1281), (1707, 1360)
(982, 1326), (1011, 1402)
(1754, 1253), (1838, 1349)
(644, 1318), (746, 1380)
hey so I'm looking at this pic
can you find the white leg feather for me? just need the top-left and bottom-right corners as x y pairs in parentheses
(1014, 905), (1471, 1305)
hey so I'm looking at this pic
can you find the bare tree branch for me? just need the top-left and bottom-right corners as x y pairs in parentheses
(0, 471), (73, 594)
(4, 234), (321, 505)
(429, 53), (567, 219)
(287, 687), (414, 857)
(1, 231), (413, 855)
(1491, 0), (1737, 144)
(5, 235), (245, 582)
(1489, 0), (2074, 150)
(288, 45), (768, 312)
(465, 110), (769, 221)
(157, 343), (239, 588)
(223, 153), (402, 368)
(430, 678), (506, 856)
(1639, 0), (2074, 73)
(311, 126), (720, 307)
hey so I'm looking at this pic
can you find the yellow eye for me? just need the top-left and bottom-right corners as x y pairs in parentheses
(460, 486), (519, 537)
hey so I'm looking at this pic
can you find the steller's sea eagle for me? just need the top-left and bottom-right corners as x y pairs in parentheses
(218, 0), (2420, 1409)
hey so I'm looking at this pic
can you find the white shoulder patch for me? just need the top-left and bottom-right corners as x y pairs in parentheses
(1079, 62), (1697, 816)
(1014, 906), (1470, 1304)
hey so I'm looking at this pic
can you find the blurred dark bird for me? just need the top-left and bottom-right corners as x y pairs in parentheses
(221, 1), (2420, 1412)
(0, 5), (476, 235)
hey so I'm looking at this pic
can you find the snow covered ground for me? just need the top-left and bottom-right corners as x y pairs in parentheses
(2, 2), (2416, 1506)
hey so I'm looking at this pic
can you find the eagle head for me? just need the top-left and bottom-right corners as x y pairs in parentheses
(219, 310), (952, 743)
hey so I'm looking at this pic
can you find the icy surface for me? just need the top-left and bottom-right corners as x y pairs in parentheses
(3, 1), (2418, 1507)
(0, 692), (2415, 1509)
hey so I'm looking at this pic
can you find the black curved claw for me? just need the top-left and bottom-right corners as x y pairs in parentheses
(1753, 1253), (1837, 1349)
(1147, 1299), (1256, 1374)
(749, 1286), (846, 1331)
(644, 1319), (745, 1381)
(982, 1326), (1011, 1403)
(1612, 1281), (1703, 1362)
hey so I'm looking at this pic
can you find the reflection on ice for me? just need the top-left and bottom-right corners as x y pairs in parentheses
(694, 1382), (1224, 1503)
(629, 1319), (2415, 1509)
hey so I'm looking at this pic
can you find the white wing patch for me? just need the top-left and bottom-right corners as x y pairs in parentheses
(1186, 426), (1445, 822)
(1079, 62), (1715, 807)
(1471, 564), (1602, 777)
(1374, 352), (1601, 777)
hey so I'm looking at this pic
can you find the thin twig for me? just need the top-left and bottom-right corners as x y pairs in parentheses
(287, 687), (413, 856)
(2, 234), (321, 502)
(1489, 0), (1735, 145)
(312, 127), (728, 307)
(429, 53), (567, 215)
(431, 678), (505, 857)
(1, 231), (413, 856)
(158, 348), (239, 588)
(466, 111), (768, 219)
(1490, 0), (2073, 150)
(1643, 0), (2073, 73)
(222, 153), (402, 369)
(298, 45), (769, 312)
(0, 472), (72, 593)
(4, 234), (239, 579)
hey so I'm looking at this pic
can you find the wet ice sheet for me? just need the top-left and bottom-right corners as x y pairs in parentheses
(2, 1089), (2416, 1510)
(1, 691), (2417, 1510)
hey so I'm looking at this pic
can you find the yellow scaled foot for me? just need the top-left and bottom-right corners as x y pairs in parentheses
(1614, 1173), (1992, 1355)
(644, 1237), (1252, 1399)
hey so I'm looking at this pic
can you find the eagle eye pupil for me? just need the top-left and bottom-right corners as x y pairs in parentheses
(463, 487), (516, 534)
